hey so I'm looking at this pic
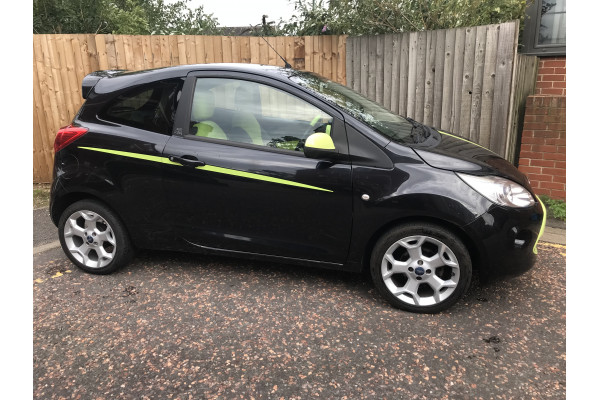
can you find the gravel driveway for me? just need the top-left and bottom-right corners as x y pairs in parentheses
(34, 210), (565, 399)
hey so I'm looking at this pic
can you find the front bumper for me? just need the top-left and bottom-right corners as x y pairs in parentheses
(463, 199), (546, 281)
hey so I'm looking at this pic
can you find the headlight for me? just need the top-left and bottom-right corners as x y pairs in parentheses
(457, 173), (535, 208)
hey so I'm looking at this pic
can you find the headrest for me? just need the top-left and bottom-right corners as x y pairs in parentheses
(191, 90), (215, 120)
(234, 85), (259, 113)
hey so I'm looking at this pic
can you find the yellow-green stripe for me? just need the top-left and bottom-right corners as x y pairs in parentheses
(533, 195), (547, 255)
(438, 130), (497, 154)
(78, 146), (180, 165)
(78, 146), (332, 193)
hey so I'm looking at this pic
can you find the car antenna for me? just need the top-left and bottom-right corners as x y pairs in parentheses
(258, 20), (292, 69)
(260, 36), (292, 69)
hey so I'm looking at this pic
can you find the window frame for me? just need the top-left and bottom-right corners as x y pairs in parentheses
(522, 0), (566, 56)
(173, 71), (348, 157)
(98, 78), (184, 135)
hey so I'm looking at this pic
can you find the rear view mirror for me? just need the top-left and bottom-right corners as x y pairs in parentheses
(303, 132), (339, 160)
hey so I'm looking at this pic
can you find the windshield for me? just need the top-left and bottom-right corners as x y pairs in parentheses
(289, 71), (414, 143)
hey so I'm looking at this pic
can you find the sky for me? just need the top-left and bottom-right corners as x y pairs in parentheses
(172, 0), (300, 27)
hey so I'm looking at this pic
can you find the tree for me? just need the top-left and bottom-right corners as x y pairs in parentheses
(34, 0), (112, 34)
(33, 0), (219, 35)
(282, 0), (531, 36)
(142, 0), (219, 35)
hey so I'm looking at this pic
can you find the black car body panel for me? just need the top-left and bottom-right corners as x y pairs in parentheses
(50, 63), (545, 282)
(409, 130), (534, 191)
(161, 134), (353, 264)
(51, 123), (174, 249)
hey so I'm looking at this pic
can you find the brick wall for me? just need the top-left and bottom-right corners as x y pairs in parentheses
(535, 56), (566, 96)
(517, 96), (566, 200)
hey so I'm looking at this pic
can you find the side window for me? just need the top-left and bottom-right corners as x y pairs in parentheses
(188, 78), (333, 152)
(100, 78), (184, 134)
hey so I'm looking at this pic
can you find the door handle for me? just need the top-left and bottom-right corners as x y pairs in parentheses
(168, 155), (206, 167)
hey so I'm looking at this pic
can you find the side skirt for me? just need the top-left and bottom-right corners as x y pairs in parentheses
(182, 238), (349, 271)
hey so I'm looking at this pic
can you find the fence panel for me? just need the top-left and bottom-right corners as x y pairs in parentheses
(33, 25), (534, 182)
(506, 54), (539, 163)
(32, 34), (347, 182)
(345, 21), (524, 158)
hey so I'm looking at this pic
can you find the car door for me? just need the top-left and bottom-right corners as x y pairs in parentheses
(161, 72), (353, 265)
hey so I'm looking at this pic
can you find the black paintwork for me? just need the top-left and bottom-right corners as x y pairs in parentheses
(50, 63), (544, 279)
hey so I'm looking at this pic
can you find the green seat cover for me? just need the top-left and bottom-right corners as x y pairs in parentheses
(192, 90), (226, 140)
(193, 121), (227, 140)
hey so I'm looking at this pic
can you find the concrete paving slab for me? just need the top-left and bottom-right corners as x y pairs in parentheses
(541, 226), (566, 245)
(33, 208), (56, 247)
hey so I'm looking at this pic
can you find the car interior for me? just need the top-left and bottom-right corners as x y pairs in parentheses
(189, 78), (333, 152)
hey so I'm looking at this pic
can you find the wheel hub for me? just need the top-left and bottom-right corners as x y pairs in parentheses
(380, 235), (461, 307)
(63, 210), (116, 269)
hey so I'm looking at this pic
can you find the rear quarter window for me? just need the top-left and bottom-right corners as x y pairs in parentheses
(99, 78), (184, 134)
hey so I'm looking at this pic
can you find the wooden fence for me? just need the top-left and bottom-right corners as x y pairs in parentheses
(32, 34), (347, 182)
(346, 21), (526, 159)
(33, 24), (537, 182)
(506, 54), (539, 164)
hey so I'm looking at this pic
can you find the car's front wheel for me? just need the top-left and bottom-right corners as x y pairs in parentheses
(370, 223), (472, 313)
(58, 199), (134, 274)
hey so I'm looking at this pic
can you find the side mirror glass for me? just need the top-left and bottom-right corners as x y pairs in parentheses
(303, 132), (339, 160)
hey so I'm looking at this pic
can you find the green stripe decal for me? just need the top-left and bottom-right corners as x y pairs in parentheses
(532, 195), (547, 255)
(438, 130), (497, 154)
(78, 146), (333, 193)
(78, 146), (180, 165)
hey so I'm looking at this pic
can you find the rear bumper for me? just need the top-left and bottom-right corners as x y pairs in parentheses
(49, 168), (61, 227)
(464, 200), (545, 281)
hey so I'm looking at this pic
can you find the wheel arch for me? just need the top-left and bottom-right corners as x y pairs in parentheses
(51, 192), (134, 247)
(52, 191), (100, 225)
(360, 216), (482, 274)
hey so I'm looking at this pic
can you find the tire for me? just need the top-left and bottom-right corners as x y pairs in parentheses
(58, 199), (134, 274)
(370, 223), (472, 313)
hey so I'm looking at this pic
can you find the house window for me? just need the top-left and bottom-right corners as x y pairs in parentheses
(522, 0), (566, 56)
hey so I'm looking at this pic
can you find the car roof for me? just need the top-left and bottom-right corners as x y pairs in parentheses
(91, 63), (303, 95)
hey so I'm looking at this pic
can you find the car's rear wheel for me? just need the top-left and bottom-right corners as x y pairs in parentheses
(370, 223), (472, 313)
(58, 199), (133, 274)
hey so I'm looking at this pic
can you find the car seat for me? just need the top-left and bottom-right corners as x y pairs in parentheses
(231, 86), (263, 145)
(191, 90), (227, 140)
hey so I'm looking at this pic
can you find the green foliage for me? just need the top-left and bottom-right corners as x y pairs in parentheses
(105, 0), (148, 34)
(34, 0), (111, 34)
(144, 0), (219, 35)
(33, 0), (219, 35)
(33, 0), (531, 37)
(33, 184), (51, 209)
(282, 0), (531, 36)
(539, 195), (566, 222)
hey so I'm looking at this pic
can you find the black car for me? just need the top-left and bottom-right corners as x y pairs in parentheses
(50, 63), (546, 313)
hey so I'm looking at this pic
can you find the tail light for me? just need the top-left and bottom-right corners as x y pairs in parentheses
(54, 125), (88, 153)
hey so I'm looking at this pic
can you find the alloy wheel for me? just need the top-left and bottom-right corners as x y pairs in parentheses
(380, 235), (460, 307)
(63, 210), (116, 269)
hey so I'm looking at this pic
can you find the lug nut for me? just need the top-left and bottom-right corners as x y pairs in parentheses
(408, 267), (414, 272)
(417, 260), (423, 265)
(426, 269), (431, 274)
(416, 277), (422, 281)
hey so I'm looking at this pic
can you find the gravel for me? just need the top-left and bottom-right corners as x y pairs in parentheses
(34, 242), (565, 399)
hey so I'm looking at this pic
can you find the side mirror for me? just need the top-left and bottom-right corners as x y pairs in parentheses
(304, 132), (339, 160)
